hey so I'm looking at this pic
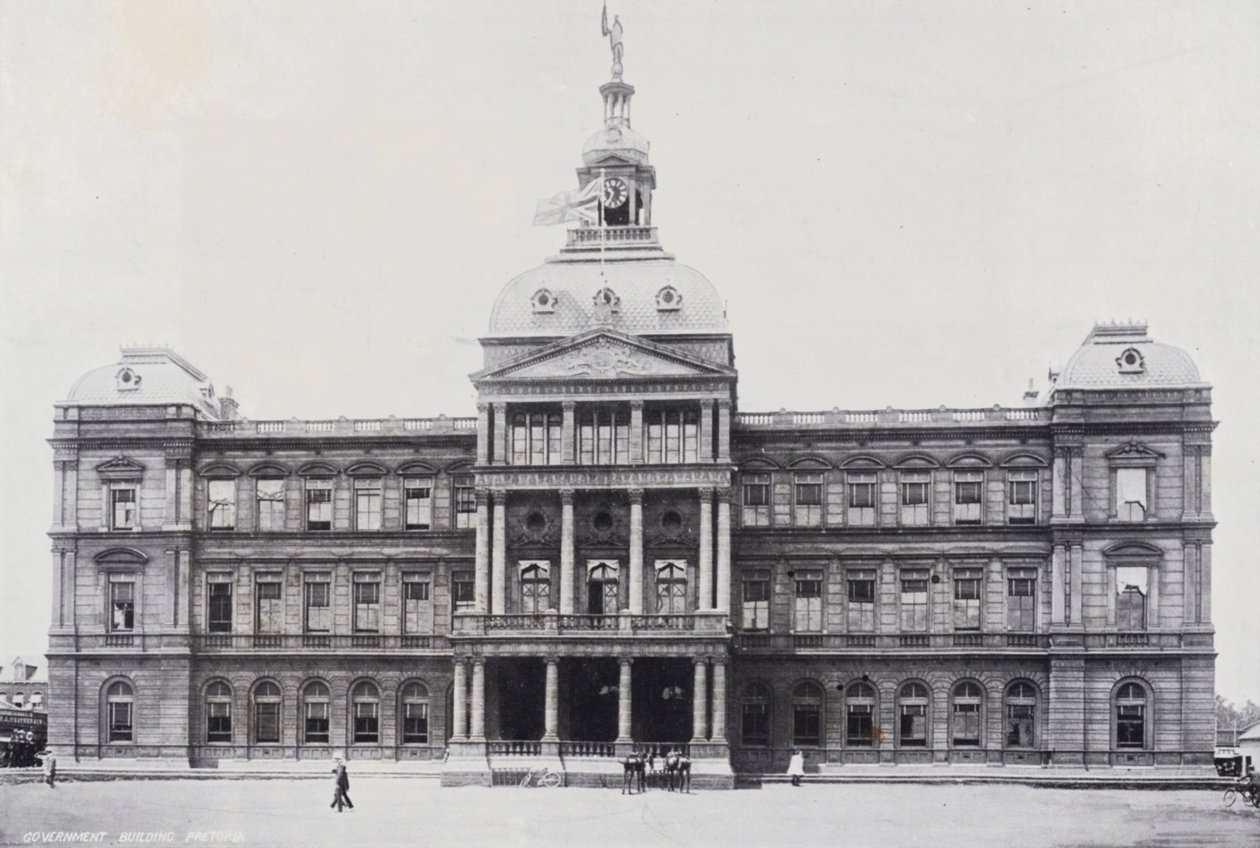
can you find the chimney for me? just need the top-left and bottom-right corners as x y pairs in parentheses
(219, 385), (240, 421)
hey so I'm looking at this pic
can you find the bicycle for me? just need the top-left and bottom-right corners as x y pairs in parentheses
(519, 766), (562, 788)
(1223, 783), (1259, 808)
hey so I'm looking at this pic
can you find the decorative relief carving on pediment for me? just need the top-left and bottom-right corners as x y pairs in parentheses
(504, 338), (705, 380)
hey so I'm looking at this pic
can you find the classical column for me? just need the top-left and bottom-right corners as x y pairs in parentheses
(474, 489), (490, 614)
(716, 400), (731, 464)
(543, 657), (560, 741)
(629, 400), (645, 464)
(452, 660), (468, 741)
(628, 488), (644, 615)
(1051, 448), (1067, 518)
(492, 492), (507, 615)
(691, 659), (708, 743)
(560, 490), (576, 615)
(561, 401), (576, 465)
(715, 488), (732, 614)
(711, 659), (727, 742)
(1068, 449), (1084, 521)
(470, 660), (486, 741)
(493, 405), (508, 466)
(476, 403), (490, 465)
(699, 399), (715, 463)
(617, 658), (633, 742)
(1051, 545), (1066, 625)
(1069, 543), (1084, 625)
(697, 488), (714, 610)
(50, 551), (64, 627)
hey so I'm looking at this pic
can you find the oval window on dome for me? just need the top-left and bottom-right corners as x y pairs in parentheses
(115, 367), (142, 391)
(593, 287), (621, 312)
(656, 285), (683, 312)
(1116, 347), (1145, 374)
(531, 288), (556, 314)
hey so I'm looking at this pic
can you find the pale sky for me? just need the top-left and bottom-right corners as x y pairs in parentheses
(2, 1), (1257, 705)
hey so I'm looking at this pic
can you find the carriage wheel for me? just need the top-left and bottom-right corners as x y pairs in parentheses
(1223, 788), (1237, 807)
(540, 771), (562, 788)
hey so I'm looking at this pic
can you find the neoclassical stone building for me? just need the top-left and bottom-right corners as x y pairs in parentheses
(45, 61), (1216, 785)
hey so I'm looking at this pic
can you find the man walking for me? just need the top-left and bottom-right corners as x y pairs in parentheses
(42, 749), (56, 788)
(330, 757), (353, 812)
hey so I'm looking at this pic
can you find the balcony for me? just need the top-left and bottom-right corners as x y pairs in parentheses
(734, 406), (1050, 431)
(199, 415), (477, 438)
(452, 612), (723, 638)
(733, 632), (1053, 654)
(565, 225), (659, 247)
(189, 634), (451, 654)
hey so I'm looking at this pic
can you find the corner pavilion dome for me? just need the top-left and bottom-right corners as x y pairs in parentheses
(64, 347), (221, 417)
(1056, 323), (1205, 390)
(487, 259), (727, 338)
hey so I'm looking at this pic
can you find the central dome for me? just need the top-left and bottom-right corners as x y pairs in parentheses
(583, 123), (649, 166)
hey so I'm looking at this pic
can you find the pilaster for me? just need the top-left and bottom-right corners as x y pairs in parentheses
(629, 400), (644, 464)
(474, 489), (490, 614)
(543, 657), (560, 741)
(690, 658), (708, 743)
(492, 492), (507, 615)
(716, 400), (731, 464)
(561, 401), (576, 465)
(715, 487), (732, 614)
(697, 487), (714, 610)
(493, 405), (508, 466)
(560, 489), (576, 615)
(711, 659), (727, 742)
(476, 403), (490, 465)
(628, 488), (644, 614)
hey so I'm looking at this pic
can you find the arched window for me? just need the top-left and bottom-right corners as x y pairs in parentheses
(845, 682), (877, 747)
(520, 562), (551, 615)
(741, 683), (771, 747)
(897, 682), (930, 747)
(302, 681), (330, 744)
(1005, 681), (1037, 749)
(400, 681), (430, 745)
(1114, 681), (1149, 750)
(105, 680), (134, 742)
(951, 681), (984, 747)
(792, 682), (823, 746)
(655, 561), (687, 615)
(205, 680), (233, 744)
(253, 681), (282, 745)
(352, 681), (380, 744)
(587, 561), (619, 616)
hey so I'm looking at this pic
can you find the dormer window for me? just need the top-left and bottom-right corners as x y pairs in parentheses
(1116, 348), (1145, 374)
(593, 287), (621, 312)
(531, 288), (556, 314)
(115, 367), (141, 391)
(656, 285), (683, 311)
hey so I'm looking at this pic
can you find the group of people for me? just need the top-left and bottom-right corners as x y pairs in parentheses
(0, 731), (45, 769)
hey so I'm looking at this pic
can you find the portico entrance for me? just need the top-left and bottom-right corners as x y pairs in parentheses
(565, 657), (620, 742)
(632, 657), (693, 743)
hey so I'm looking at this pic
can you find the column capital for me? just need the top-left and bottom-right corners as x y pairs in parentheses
(618, 656), (634, 667)
(698, 486), (715, 500)
(471, 657), (486, 668)
(560, 488), (575, 505)
(476, 402), (490, 413)
(630, 399), (645, 410)
(475, 488), (492, 505)
(693, 656), (709, 666)
(562, 400), (576, 411)
(715, 486), (733, 503)
(491, 489), (509, 505)
(627, 488), (644, 504)
(544, 655), (561, 666)
(716, 398), (732, 409)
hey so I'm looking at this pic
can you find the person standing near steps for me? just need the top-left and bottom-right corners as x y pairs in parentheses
(786, 750), (805, 787)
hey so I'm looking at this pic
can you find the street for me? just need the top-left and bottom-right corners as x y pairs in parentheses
(1, 778), (1256, 848)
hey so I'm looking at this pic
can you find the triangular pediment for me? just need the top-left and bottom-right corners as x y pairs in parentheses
(95, 456), (146, 479)
(1105, 440), (1165, 460)
(473, 329), (734, 383)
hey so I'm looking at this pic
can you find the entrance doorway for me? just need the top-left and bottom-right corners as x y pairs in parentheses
(565, 657), (619, 742)
(632, 658), (694, 744)
(496, 658), (545, 741)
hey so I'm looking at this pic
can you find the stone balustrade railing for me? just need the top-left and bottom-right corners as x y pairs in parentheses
(734, 406), (1050, 429)
(733, 631), (1209, 653)
(453, 612), (722, 637)
(200, 415), (478, 437)
(566, 225), (659, 246)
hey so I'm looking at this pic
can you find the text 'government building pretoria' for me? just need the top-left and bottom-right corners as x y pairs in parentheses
(45, 20), (1216, 787)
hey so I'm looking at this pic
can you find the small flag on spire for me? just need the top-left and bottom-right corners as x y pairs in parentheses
(533, 177), (603, 226)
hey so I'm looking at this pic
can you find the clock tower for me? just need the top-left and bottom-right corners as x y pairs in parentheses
(579, 79), (656, 227)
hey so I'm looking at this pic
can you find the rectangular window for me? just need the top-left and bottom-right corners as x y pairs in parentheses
(899, 569), (929, 632)
(403, 703), (429, 743)
(952, 567), (982, 630)
(580, 408), (629, 465)
(900, 704), (927, 746)
(741, 473), (771, 527)
(741, 702), (769, 746)
(952, 703), (981, 746)
(353, 574), (381, 633)
(256, 702), (280, 744)
(207, 479), (236, 530)
(256, 578), (283, 634)
(452, 573), (475, 624)
(847, 473), (876, 526)
(404, 477), (433, 530)
(207, 576), (233, 634)
(847, 569), (876, 632)
(1007, 470), (1038, 524)
(207, 702), (232, 743)
(846, 703), (873, 747)
(953, 471), (983, 524)
(354, 478), (382, 531)
(794, 473), (824, 527)
(1116, 468), (1147, 522)
(741, 570), (770, 631)
(256, 478), (285, 531)
(900, 471), (930, 526)
(304, 577), (331, 633)
(1006, 567), (1037, 632)
(110, 485), (137, 531)
(1006, 704), (1034, 748)
(793, 569), (823, 633)
(1116, 566), (1148, 630)
(109, 578), (135, 632)
(643, 409), (697, 464)
(402, 574), (432, 634)
(793, 703), (821, 745)
(305, 701), (329, 743)
(453, 476), (477, 529)
(354, 701), (379, 743)
(511, 411), (563, 465)
(1116, 705), (1145, 748)
(108, 702), (133, 741)
(305, 479), (332, 531)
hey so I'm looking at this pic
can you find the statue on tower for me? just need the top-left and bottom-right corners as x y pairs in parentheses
(601, 2), (624, 79)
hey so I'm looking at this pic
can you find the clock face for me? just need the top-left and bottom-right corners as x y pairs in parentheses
(602, 177), (628, 209)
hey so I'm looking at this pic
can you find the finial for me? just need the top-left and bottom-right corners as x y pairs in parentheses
(601, 3), (624, 80)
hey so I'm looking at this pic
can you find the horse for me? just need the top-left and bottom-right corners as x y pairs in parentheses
(664, 750), (691, 793)
(620, 753), (646, 794)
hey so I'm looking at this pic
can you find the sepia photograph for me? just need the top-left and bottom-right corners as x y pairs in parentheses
(1, 1), (1258, 845)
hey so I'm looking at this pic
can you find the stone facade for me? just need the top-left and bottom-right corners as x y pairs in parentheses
(44, 63), (1215, 783)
